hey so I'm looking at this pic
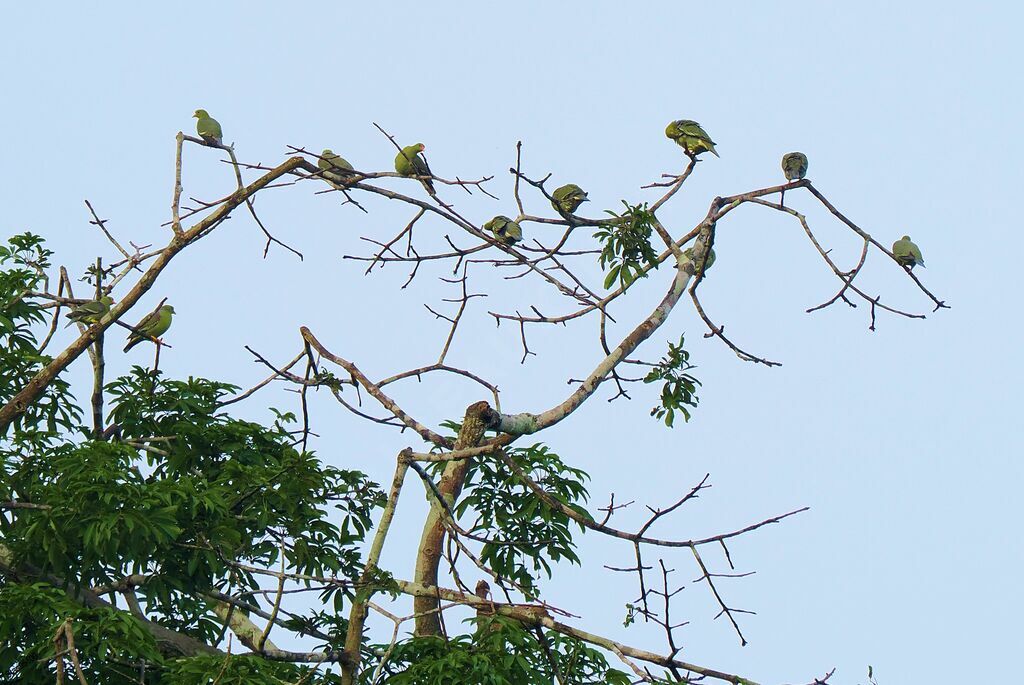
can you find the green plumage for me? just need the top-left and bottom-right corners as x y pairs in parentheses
(394, 143), (435, 194)
(892, 235), (925, 269)
(683, 247), (716, 275)
(551, 184), (589, 214)
(318, 149), (356, 185)
(665, 119), (719, 158)
(782, 152), (808, 181)
(483, 215), (523, 245)
(193, 109), (223, 146)
(65, 295), (113, 327)
(123, 304), (175, 352)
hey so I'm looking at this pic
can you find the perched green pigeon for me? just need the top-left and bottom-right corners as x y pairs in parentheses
(123, 304), (175, 352)
(551, 184), (589, 214)
(193, 109), (223, 145)
(665, 119), (719, 158)
(65, 295), (113, 328)
(782, 152), (808, 181)
(318, 149), (356, 185)
(483, 215), (523, 245)
(892, 235), (925, 269)
(394, 143), (435, 194)
(683, 246), (716, 275)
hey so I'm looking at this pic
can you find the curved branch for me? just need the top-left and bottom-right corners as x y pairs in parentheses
(300, 326), (453, 449)
(497, 449), (807, 549)
(804, 182), (947, 311)
(394, 579), (760, 685)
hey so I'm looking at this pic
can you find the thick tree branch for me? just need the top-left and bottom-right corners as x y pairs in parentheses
(341, 452), (412, 685)
(492, 254), (692, 439)
(413, 401), (499, 636)
(0, 155), (305, 433)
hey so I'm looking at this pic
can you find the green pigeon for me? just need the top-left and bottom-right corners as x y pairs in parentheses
(123, 304), (175, 352)
(782, 152), (808, 181)
(65, 295), (113, 328)
(665, 119), (719, 158)
(483, 215), (523, 245)
(193, 109), (223, 146)
(683, 247), (716, 275)
(551, 184), (589, 215)
(318, 149), (356, 185)
(892, 235), (925, 269)
(394, 143), (435, 194)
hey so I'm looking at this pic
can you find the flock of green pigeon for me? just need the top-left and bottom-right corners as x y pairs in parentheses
(71, 113), (920, 351)
(190, 110), (927, 269)
(661, 121), (926, 270)
(65, 296), (175, 353)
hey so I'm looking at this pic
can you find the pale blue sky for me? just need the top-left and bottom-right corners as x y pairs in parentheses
(2, 3), (1021, 683)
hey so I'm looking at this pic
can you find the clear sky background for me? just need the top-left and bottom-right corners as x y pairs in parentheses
(2, 3), (1020, 683)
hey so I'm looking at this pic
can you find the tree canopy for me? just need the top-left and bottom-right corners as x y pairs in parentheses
(0, 114), (944, 684)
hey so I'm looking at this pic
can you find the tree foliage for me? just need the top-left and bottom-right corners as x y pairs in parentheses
(595, 201), (660, 290)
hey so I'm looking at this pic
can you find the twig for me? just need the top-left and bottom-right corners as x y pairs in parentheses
(256, 540), (287, 652)
(690, 545), (749, 646)
(223, 146), (304, 260)
(85, 200), (134, 260)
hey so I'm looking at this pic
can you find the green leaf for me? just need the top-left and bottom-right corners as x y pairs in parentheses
(604, 263), (621, 289)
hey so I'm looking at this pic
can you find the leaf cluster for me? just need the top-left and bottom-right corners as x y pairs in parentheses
(594, 201), (660, 290)
(455, 444), (593, 597)
(644, 335), (701, 427)
(0, 582), (160, 684)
